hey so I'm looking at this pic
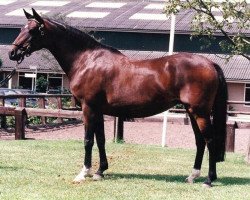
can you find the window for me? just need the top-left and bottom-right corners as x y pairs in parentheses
(48, 74), (62, 93)
(245, 84), (250, 106)
(18, 72), (33, 89)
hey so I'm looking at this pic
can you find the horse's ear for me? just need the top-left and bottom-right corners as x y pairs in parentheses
(32, 8), (44, 24)
(23, 9), (33, 19)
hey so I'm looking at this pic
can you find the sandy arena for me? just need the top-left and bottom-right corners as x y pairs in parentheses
(1, 116), (249, 155)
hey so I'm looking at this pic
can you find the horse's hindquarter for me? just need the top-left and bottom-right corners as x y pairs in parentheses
(174, 54), (219, 111)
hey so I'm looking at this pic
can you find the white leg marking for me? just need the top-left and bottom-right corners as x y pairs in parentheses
(92, 173), (104, 181)
(73, 166), (92, 183)
(185, 169), (201, 183)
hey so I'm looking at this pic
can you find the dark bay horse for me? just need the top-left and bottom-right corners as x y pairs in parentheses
(9, 9), (228, 187)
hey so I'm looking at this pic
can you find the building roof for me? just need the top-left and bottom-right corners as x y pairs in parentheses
(0, 0), (249, 35)
(1, 45), (249, 82)
(0, 45), (63, 73)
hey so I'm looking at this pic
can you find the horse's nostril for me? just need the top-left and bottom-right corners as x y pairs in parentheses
(9, 50), (16, 59)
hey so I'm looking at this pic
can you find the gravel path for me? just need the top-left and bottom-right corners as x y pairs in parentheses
(1, 117), (249, 155)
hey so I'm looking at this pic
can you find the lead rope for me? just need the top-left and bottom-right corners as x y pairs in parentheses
(0, 63), (18, 87)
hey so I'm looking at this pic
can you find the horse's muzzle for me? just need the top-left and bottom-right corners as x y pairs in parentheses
(9, 49), (18, 60)
(9, 49), (23, 62)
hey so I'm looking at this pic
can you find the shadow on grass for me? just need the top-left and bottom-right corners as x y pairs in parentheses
(218, 177), (250, 185)
(106, 173), (188, 183)
(107, 173), (250, 185)
(0, 165), (37, 173)
(0, 165), (20, 171)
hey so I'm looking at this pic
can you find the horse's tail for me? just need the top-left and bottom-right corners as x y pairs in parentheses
(212, 64), (228, 162)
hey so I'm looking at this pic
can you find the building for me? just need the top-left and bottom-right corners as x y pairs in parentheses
(0, 0), (249, 111)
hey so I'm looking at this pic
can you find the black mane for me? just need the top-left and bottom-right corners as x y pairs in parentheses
(48, 19), (120, 53)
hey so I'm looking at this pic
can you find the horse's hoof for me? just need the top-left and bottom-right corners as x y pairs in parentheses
(73, 174), (92, 183)
(202, 181), (212, 188)
(185, 177), (194, 184)
(73, 179), (84, 184)
(72, 167), (92, 183)
(93, 173), (104, 181)
(72, 176), (86, 184)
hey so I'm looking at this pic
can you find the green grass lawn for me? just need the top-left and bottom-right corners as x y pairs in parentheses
(0, 140), (249, 200)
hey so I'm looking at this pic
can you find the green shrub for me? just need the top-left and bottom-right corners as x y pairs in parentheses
(36, 75), (48, 93)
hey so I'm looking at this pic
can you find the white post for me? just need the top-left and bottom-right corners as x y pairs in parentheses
(162, 13), (176, 147)
(162, 110), (169, 147)
(30, 65), (37, 91)
(34, 67), (37, 92)
(168, 13), (176, 55)
(31, 77), (34, 91)
(8, 78), (12, 89)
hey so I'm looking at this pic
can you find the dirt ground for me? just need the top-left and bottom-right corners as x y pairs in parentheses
(0, 116), (249, 155)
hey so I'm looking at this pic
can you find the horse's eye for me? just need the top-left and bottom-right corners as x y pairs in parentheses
(29, 28), (39, 35)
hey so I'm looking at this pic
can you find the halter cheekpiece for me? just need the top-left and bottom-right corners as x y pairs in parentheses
(28, 19), (45, 36)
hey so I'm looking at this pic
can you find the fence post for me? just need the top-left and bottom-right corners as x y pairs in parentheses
(1, 115), (6, 129)
(113, 117), (117, 142)
(116, 117), (124, 143)
(38, 97), (46, 125)
(184, 113), (189, 125)
(18, 97), (26, 107)
(57, 97), (63, 123)
(0, 98), (7, 129)
(15, 107), (26, 140)
(226, 121), (237, 152)
(70, 96), (76, 108)
(246, 137), (250, 164)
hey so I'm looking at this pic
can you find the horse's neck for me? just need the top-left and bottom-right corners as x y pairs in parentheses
(47, 33), (99, 76)
(48, 44), (76, 76)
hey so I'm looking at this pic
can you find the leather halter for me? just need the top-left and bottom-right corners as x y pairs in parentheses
(11, 19), (45, 64)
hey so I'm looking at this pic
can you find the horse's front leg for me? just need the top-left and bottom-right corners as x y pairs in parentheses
(73, 105), (95, 183)
(92, 114), (108, 180)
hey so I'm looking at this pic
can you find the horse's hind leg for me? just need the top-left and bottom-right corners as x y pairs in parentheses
(195, 116), (217, 187)
(204, 139), (217, 187)
(93, 114), (108, 180)
(186, 110), (217, 187)
(186, 111), (206, 183)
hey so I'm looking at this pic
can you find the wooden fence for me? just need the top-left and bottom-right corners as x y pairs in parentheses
(0, 94), (82, 138)
(0, 94), (249, 161)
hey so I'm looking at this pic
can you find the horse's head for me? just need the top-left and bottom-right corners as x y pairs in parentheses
(9, 8), (46, 63)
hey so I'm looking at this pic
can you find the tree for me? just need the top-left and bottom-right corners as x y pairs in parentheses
(36, 75), (48, 93)
(0, 58), (2, 68)
(164, 0), (250, 60)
